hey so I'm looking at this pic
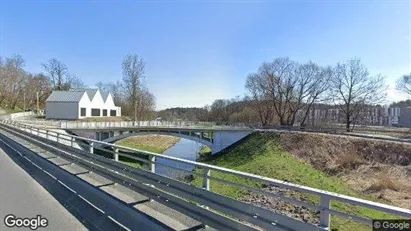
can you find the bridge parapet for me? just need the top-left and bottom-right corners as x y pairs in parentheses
(90, 128), (251, 154)
(1, 120), (411, 231)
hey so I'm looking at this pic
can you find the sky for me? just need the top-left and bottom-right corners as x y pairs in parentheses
(1, 0), (410, 110)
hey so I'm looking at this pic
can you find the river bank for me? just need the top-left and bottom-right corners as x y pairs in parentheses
(115, 135), (181, 154)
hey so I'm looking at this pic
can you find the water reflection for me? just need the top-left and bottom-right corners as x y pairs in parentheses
(155, 138), (202, 179)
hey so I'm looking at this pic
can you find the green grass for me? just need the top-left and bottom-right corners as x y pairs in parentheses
(193, 133), (397, 231)
(198, 145), (212, 161)
(4, 107), (24, 114)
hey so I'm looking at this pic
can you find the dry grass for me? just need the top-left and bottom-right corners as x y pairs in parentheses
(115, 135), (181, 153)
(279, 133), (411, 171)
(279, 132), (411, 209)
(365, 176), (401, 193)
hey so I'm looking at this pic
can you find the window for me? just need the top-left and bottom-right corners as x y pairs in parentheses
(110, 110), (116, 116)
(91, 109), (100, 116)
(80, 108), (86, 117)
(103, 109), (107, 116)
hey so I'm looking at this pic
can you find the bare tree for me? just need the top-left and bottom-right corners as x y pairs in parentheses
(296, 63), (332, 126)
(329, 58), (387, 131)
(2, 55), (26, 109)
(245, 57), (331, 126)
(66, 74), (86, 90)
(42, 58), (68, 90)
(138, 87), (156, 119)
(396, 74), (411, 95)
(96, 81), (123, 105)
(245, 75), (274, 126)
(122, 54), (145, 121)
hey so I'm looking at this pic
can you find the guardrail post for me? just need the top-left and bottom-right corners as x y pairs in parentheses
(56, 133), (60, 143)
(149, 154), (156, 173)
(71, 137), (75, 147)
(114, 148), (119, 162)
(319, 195), (331, 230)
(202, 168), (211, 191)
(46, 130), (49, 140)
(89, 142), (94, 154)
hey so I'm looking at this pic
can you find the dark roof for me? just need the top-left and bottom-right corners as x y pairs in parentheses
(70, 89), (99, 100)
(101, 92), (111, 102)
(46, 91), (87, 102)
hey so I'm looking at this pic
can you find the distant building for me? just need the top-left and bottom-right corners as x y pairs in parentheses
(296, 105), (401, 126)
(45, 89), (121, 120)
(399, 107), (411, 127)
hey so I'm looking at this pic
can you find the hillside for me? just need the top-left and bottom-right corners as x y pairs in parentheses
(196, 132), (410, 231)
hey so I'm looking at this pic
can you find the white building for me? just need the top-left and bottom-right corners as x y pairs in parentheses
(45, 89), (121, 120)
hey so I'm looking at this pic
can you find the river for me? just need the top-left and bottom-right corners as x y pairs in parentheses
(155, 138), (203, 179)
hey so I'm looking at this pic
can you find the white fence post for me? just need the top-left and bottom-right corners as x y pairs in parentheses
(114, 148), (119, 161)
(89, 142), (94, 154)
(71, 137), (75, 147)
(203, 168), (211, 191)
(149, 154), (156, 173)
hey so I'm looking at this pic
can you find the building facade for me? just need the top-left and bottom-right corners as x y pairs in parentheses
(296, 106), (401, 127)
(45, 89), (121, 120)
(399, 107), (411, 127)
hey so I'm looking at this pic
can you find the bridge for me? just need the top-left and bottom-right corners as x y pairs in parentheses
(64, 125), (253, 154)
(0, 119), (410, 231)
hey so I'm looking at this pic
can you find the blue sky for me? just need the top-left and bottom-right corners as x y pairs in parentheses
(1, 0), (410, 109)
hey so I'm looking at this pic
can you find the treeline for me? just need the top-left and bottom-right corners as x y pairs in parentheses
(0, 55), (85, 111)
(0, 54), (155, 119)
(390, 100), (411, 108)
(160, 57), (390, 130)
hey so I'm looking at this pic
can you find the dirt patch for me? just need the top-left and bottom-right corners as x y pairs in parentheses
(279, 132), (411, 208)
(242, 186), (319, 225)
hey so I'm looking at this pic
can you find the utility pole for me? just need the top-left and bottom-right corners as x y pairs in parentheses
(36, 91), (39, 115)
(23, 92), (26, 111)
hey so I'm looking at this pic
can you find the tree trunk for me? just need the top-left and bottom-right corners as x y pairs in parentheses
(346, 114), (351, 132)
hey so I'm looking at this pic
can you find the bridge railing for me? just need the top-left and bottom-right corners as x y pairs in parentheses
(59, 119), (410, 134)
(59, 120), (249, 129)
(1, 120), (410, 231)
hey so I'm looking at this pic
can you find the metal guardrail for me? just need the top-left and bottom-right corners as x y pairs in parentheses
(1, 120), (410, 231)
(59, 120), (224, 129)
(58, 120), (410, 135)
(58, 120), (411, 145)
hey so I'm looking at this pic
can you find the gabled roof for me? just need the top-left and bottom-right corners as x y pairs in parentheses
(101, 92), (111, 102)
(70, 88), (99, 101)
(46, 91), (87, 102)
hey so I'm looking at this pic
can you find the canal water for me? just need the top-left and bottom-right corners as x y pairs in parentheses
(155, 138), (203, 179)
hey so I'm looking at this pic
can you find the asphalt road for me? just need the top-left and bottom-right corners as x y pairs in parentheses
(0, 129), (206, 231)
(0, 146), (86, 231)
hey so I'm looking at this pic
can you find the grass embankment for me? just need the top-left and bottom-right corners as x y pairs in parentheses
(194, 132), (402, 231)
(3, 107), (24, 114)
(114, 135), (181, 168)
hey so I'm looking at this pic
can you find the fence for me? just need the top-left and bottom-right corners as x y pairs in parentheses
(59, 120), (233, 129)
(1, 120), (410, 231)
